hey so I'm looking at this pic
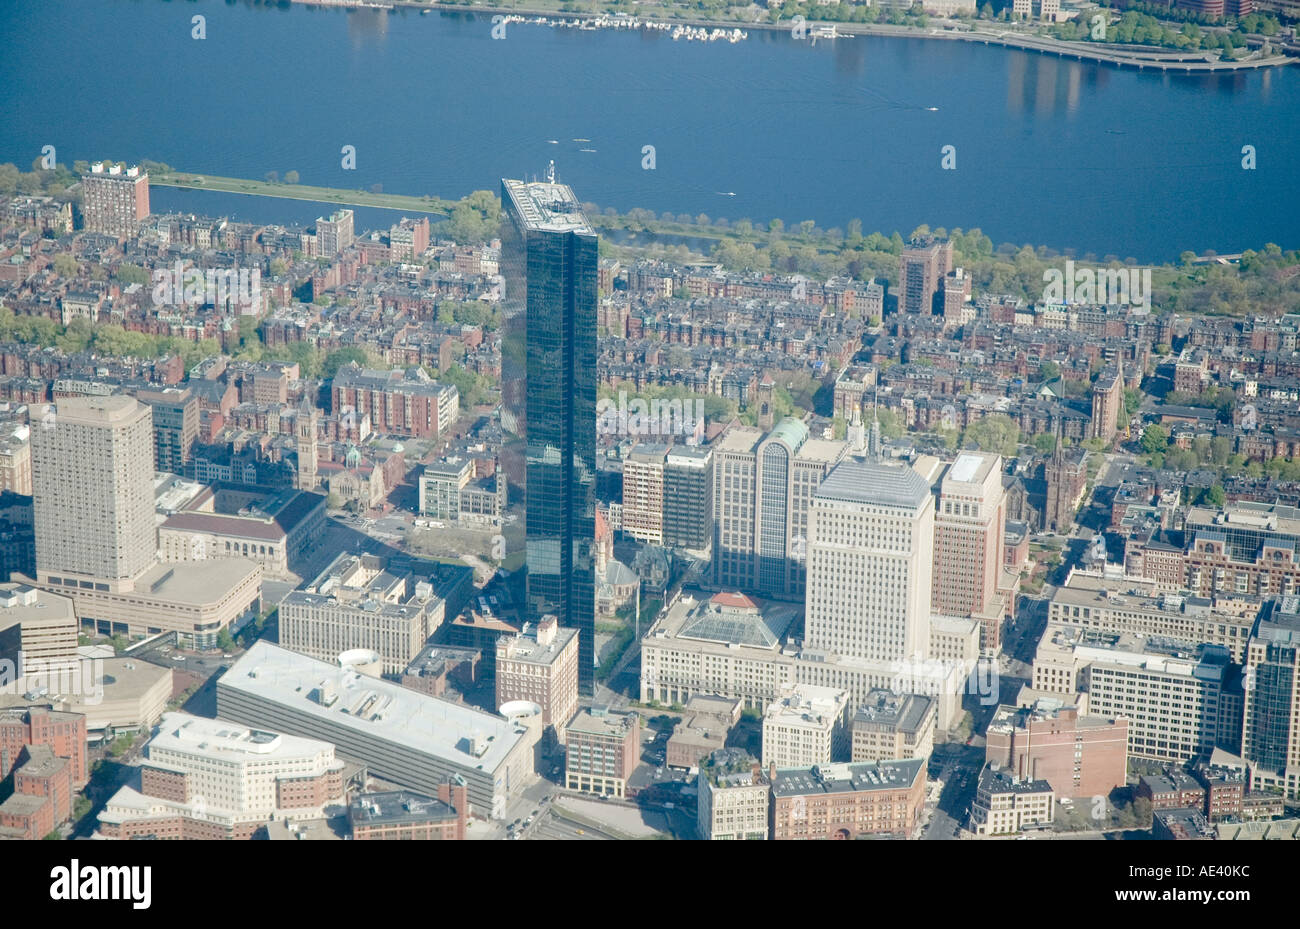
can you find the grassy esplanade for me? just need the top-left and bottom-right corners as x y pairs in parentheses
(151, 170), (458, 216)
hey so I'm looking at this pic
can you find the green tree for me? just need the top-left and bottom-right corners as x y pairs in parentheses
(1140, 424), (1169, 456)
(53, 254), (79, 277)
(284, 170), (300, 185)
(114, 264), (150, 287)
(216, 628), (237, 653)
(962, 414), (1020, 457)
(323, 347), (372, 378)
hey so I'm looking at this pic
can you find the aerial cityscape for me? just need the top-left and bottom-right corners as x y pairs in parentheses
(0, 0), (1297, 900)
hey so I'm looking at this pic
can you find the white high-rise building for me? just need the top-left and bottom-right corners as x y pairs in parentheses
(804, 456), (935, 662)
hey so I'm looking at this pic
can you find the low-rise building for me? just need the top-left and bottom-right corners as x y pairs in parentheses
(1152, 806), (1216, 841)
(850, 689), (936, 764)
(666, 695), (741, 770)
(639, 589), (800, 710)
(761, 682), (850, 771)
(970, 764), (1055, 836)
(0, 583), (77, 675)
(770, 759), (926, 840)
(349, 784), (468, 841)
(0, 705), (87, 786)
(0, 744), (73, 840)
(697, 749), (769, 841)
(97, 712), (346, 840)
(565, 708), (640, 799)
(400, 644), (479, 699)
(278, 552), (449, 674)
(157, 483), (326, 581)
(216, 641), (534, 819)
(1136, 770), (1206, 812)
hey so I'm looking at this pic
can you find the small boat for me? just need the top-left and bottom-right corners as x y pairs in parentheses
(926, 107), (939, 112)
(580, 148), (597, 153)
(573, 138), (591, 142)
(716, 191), (736, 197)
(547, 140), (559, 144)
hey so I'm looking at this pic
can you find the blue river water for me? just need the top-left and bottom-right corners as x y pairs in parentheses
(1, 0), (1297, 261)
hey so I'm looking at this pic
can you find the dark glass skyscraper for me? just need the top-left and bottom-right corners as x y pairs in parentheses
(500, 175), (598, 693)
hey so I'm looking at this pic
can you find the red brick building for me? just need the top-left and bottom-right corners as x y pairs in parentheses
(331, 363), (459, 438)
(349, 784), (468, 840)
(0, 745), (74, 840)
(985, 702), (1128, 799)
(0, 706), (87, 785)
(770, 759), (926, 840)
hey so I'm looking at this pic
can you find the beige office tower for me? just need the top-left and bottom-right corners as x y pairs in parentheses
(32, 396), (157, 587)
(712, 418), (847, 601)
(805, 456), (934, 662)
(931, 452), (1007, 651)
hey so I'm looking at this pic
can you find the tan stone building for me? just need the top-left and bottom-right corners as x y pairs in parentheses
(761, 682), (850, 771)
(278, 553), (447, 674)
(697, 750), (769, 840)
(851, 689), (936, 764)
(0, 424), (31, 496)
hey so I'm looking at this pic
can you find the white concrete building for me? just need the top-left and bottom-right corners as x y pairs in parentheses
(761, 682), (850, 771)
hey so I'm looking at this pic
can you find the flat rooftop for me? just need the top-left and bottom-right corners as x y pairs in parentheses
(147, 711), (335, 764)
(132, 558), (261, 605)
(979, 765), (1052, 796)
(945, 451), (999, 487)
(501, 178), (594, 236)
(852, 690), (933, 735)
(771, 759), (923, 798)
(350, 790), (459, 827)
(220, 641), (526, 773)
(0, 583), (74, 631)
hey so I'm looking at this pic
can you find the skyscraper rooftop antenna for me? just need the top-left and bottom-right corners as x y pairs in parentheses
(546, 160), (556, 184)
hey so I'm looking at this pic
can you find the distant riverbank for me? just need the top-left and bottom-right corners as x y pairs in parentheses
(307, 0), (1296, 72)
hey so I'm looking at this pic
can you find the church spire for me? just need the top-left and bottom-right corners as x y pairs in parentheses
(867, 384), (882, 462)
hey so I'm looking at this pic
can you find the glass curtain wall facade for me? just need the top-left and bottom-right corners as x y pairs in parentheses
(500, 177), (598, 693)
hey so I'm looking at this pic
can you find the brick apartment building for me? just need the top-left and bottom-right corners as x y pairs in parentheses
(0, 744), (75, 840)
(331, 363), (459, 438)
(80, 162), (150, 237)
(495, 615), (579, 732)
(0, 705), (87, 785)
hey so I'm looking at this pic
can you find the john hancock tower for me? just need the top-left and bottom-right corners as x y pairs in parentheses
(500, 172), (598, 694)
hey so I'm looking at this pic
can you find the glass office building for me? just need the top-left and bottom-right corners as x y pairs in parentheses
(500, 175), (598, 693)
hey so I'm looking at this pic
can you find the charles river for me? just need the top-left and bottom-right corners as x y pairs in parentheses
(2, 0), (1298, 261)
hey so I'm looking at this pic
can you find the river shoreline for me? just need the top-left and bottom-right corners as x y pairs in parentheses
(298, 0), (1296, 72)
